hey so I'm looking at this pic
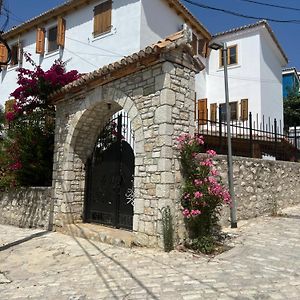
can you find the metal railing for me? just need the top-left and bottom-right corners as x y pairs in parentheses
(197, 112), (300, 162)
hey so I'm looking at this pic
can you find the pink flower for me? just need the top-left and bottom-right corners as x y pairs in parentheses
(210, 169), (219, 176)
(194, 179), (203, 186)
(5, 111), (15, 122)
(9, 161), (22, 170)
(206, 149), (217, 157)
(200, 158), (213, 167)
(182, 209), (191, 218)
(184, 193), (190, 200)
(194, 191), (203, 199)
(191, 209), (201, 216)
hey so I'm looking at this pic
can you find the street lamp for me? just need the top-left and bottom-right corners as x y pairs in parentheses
(208, 41), (237, 228)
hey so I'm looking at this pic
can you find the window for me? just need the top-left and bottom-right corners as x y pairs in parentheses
(192, 33), (207, 56)
(198, 99), (208, 125)
(241, 99), (249, 121)
(220, 102), (238, 122)
(93, 0), (112, 37)
(48, 26), (59, 53)
(220, 45), (238, 67)
(10, 44), (19, 66)
(210, 103), (217, 122)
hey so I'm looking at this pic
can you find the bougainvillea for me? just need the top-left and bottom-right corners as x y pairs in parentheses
(176, 133), (231, 250)
(0, 52), (79, 189)
(7, 52), (79, 121)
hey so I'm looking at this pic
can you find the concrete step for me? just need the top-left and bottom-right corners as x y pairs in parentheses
(57, 223), (135, 248)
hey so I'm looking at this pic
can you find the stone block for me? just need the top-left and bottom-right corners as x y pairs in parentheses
(158, 158), (172, 171)
(156, 184), (170, 198)
(154, 105), (172, 124)
(158, 123), (174, 135)
(160, 89), (176, 106)
(134, 199), (145, 214)
(161, 172), (174, 184)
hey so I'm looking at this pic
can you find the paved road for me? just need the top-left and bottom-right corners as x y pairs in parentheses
(0, 206), (300, 300)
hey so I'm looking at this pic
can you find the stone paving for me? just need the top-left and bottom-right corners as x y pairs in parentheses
(1, 206), (300, 300)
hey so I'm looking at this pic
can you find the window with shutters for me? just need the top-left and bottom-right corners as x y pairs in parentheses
(210, 103), (217, 123)
(220, 45), (238, 67)
(93, 0), (112, 37)
(36, 28), (45, 54)
(198, 99), (208, 125)
(47, 26), (59, 53)
(241, 99), (249, 121)
(10, 44), (19, 66)
(220, 102), (238, 122)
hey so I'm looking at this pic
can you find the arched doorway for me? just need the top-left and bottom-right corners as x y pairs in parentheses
(84, 112), (135, 230)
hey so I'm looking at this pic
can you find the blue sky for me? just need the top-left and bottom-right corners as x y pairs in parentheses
(2, 0), (300, 69)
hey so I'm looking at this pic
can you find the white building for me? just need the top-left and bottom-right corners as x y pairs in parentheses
(0, 0), (210, 107)
(0, 1), (287, 129)
(197, 21), (288, 130)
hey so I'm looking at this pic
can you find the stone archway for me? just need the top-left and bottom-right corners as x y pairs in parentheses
(51, 41), (202, 247)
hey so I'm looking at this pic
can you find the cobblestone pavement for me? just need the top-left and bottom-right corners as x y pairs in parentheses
(1, 206), (300, 300)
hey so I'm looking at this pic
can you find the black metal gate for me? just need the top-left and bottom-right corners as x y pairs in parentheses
(85, 113), (135, 230)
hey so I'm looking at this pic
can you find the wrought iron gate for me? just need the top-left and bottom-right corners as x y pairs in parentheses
(85, 113), (135, 230)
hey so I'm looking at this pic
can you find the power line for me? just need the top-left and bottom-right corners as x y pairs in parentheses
(236, 0), (300, 12)
(66, 36), (124, 57)
(64, 48), (99, 69)
(3, 7), (25, 24)
(182, 0), (300, 24)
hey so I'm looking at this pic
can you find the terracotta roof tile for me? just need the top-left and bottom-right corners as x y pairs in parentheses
(49, 30), (201, 100)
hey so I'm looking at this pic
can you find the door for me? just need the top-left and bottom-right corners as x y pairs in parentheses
(85, 114), (135, 230)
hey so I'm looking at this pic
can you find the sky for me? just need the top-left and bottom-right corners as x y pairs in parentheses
(1, 0), (300, 69)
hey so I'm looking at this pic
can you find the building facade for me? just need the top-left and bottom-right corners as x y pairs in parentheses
(282, 67), (300, 99)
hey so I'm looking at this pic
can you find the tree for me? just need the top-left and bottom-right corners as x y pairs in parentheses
(284, 92), (300, 129)
(0, 53), (79, 189)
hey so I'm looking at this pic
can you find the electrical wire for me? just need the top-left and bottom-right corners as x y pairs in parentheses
(182, 0), (300, 24)
(64, 48), (99, 68)
(3, 7), (25, 24)
(236, 0), (300, 12)
(66, 36), (124, 57)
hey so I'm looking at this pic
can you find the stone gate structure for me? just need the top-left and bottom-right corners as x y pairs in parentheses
(49, 31), (203, 247)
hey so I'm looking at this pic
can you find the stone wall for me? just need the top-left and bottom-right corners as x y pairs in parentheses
(215, 156), (300, 225)
(0, 187), (52, 229)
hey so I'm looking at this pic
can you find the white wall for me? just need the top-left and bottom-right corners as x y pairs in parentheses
(0, 0), (141, 106)
(140, 0), (184, 48)
(204, 31), (262, 123)
(259, 30), (284, 127)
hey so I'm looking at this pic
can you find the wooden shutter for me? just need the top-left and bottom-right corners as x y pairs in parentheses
(93, 0), (112, 36)
(198, 99), (207, 125)
(57, 17), (66, 47)
(5, 99), (16, 113)
(0, 43), (8, 64)
(210, 103), (217, 123)
(241, 99), (248, 121)
(36, 28), (45, 54)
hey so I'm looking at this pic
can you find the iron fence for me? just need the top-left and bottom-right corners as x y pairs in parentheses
(197, 112), (300, 162)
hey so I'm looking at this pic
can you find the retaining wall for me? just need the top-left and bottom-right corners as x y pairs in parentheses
(216, 156), (300, 225)
(0, 187), (52, 229)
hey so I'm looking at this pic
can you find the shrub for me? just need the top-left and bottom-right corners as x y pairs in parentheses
(176, 133), (231, 253)
(0, 53), (79, 189)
